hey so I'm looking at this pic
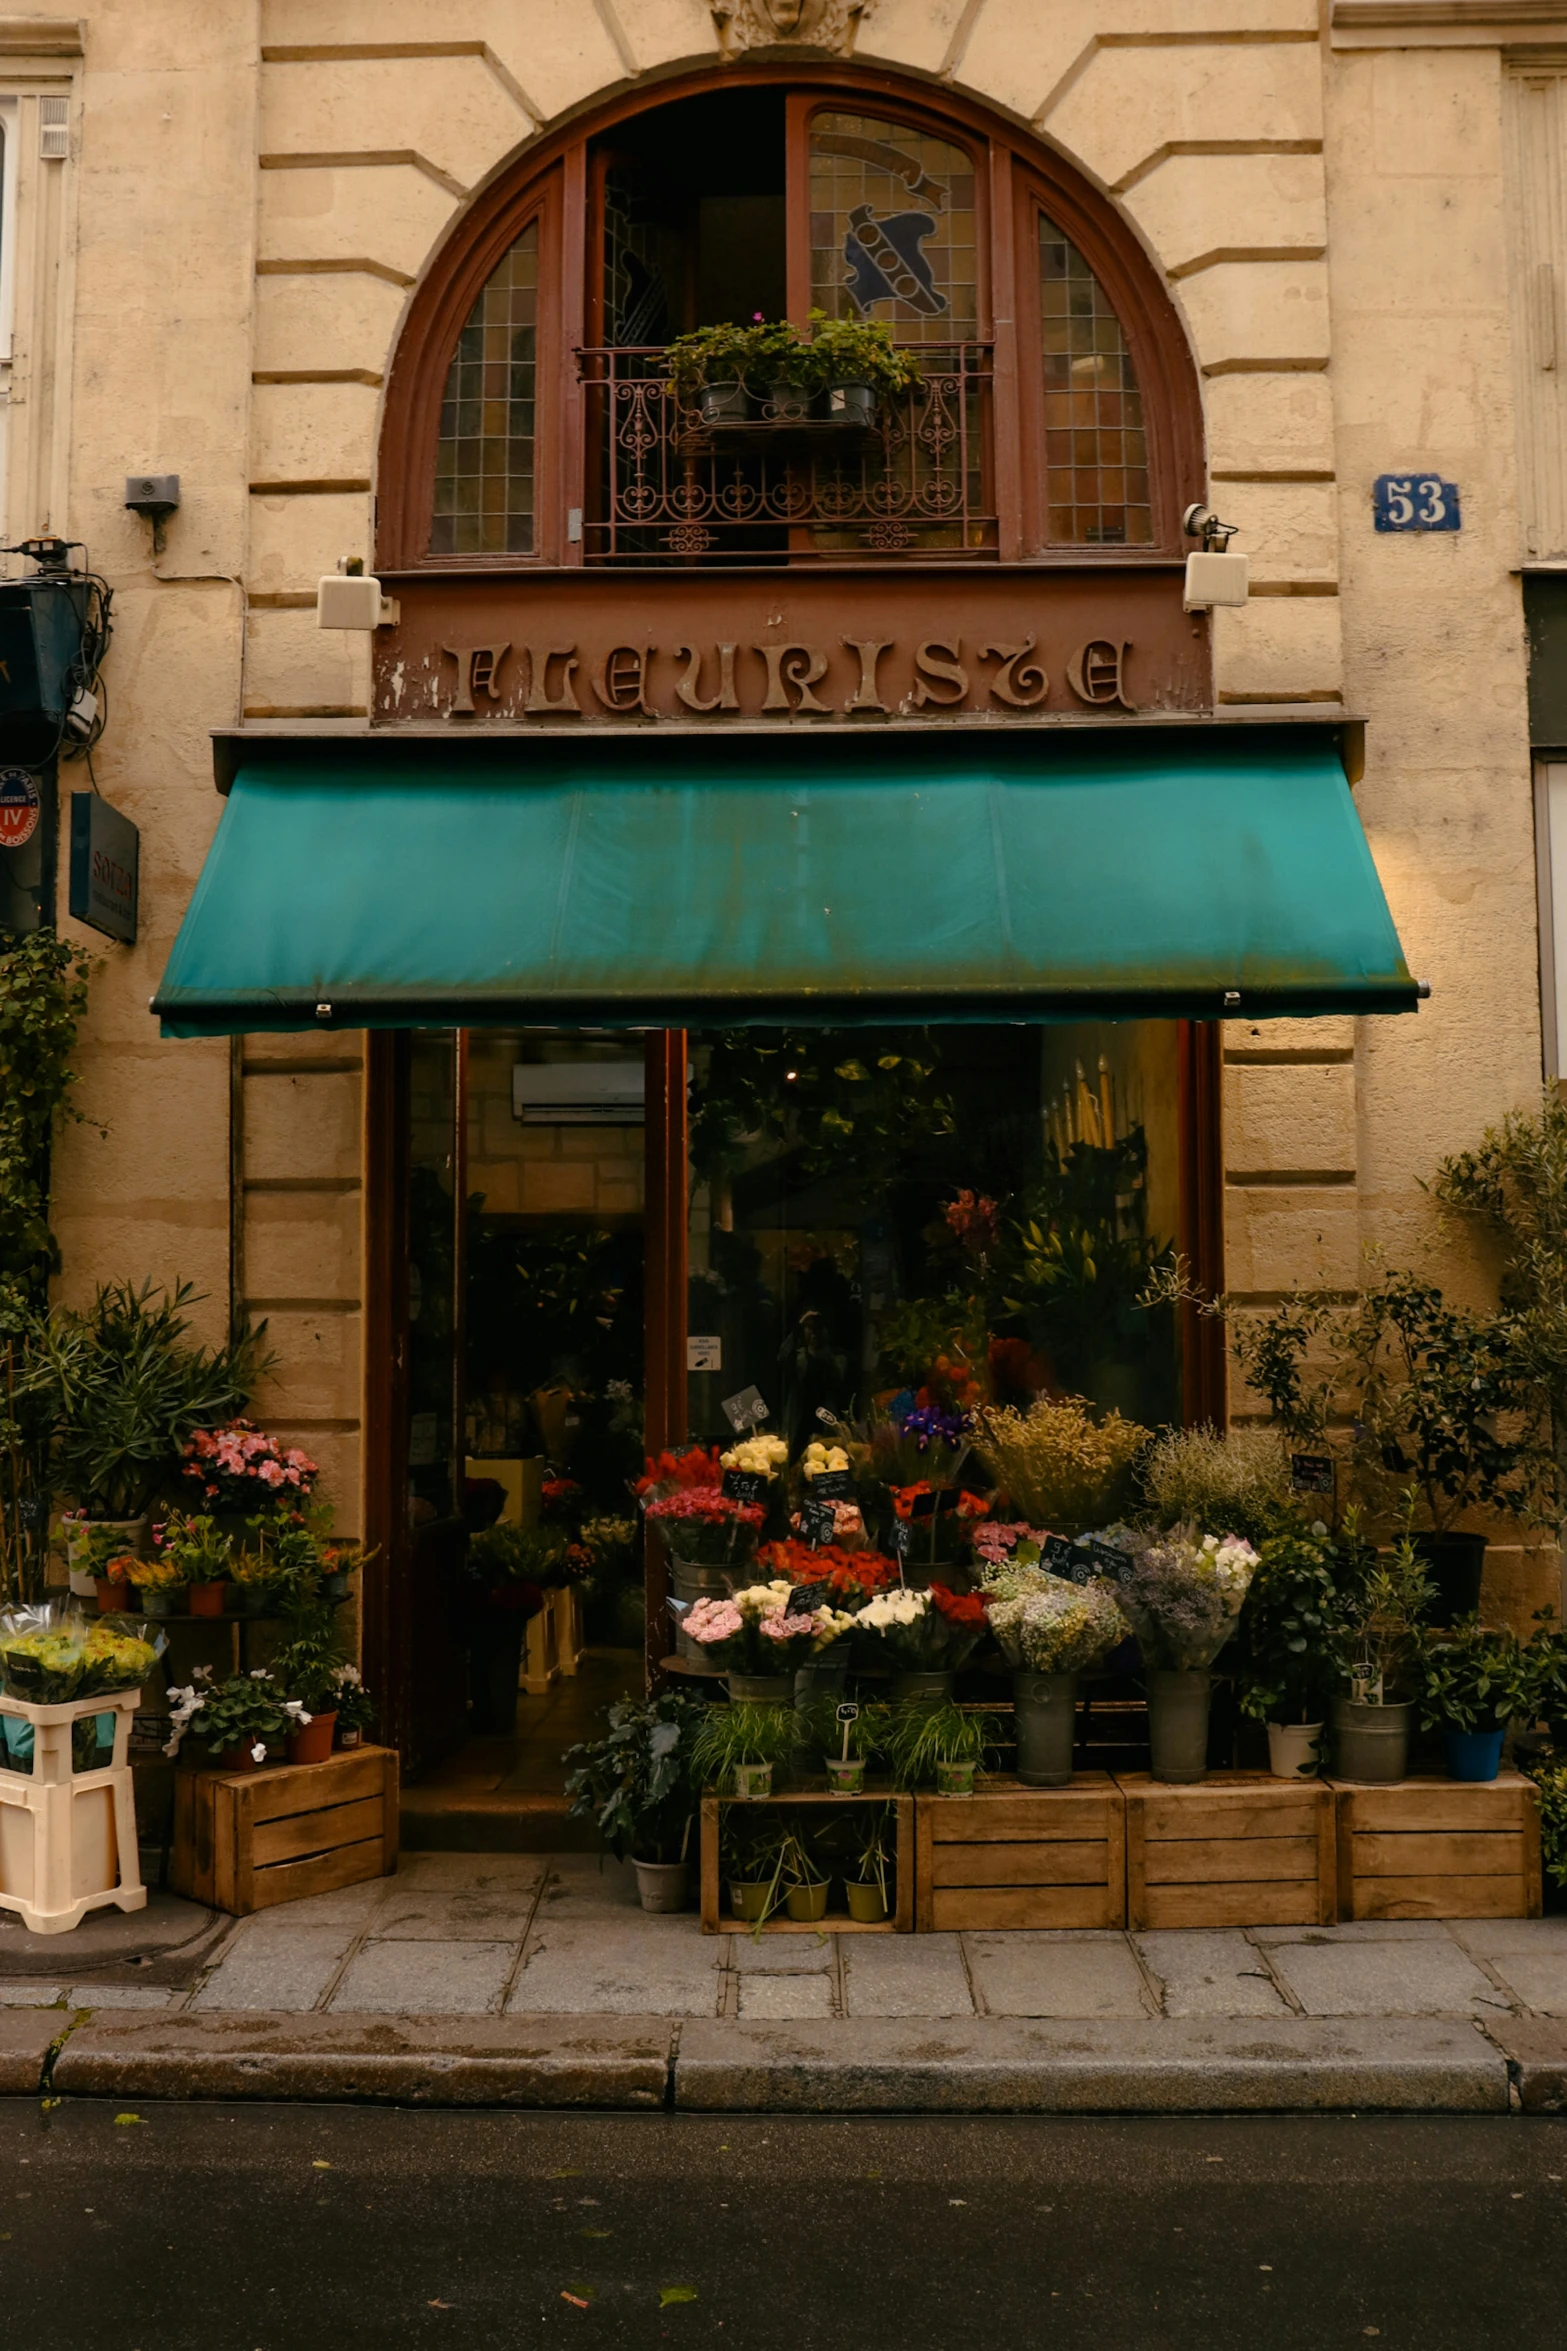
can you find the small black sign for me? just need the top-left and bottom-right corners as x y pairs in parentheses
(1291, 1453), (1335, 1496)
(890, 1516), (912, 1562)
(789, 1577), (833, 1614)
(798, 1497), (838, 1548)
(805, 1469), (855, 1503)
(721, 1385), (769, 1431)
(1078, 1536), (1134, 1585)
(1041, 1535), (1079, 1576)
(721, 1468), (768, 1504)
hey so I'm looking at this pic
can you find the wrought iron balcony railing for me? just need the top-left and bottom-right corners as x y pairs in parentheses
(577, 344), (997, 564)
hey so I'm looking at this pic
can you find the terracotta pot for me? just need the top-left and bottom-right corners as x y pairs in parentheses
(188, 1581), (227, 1618)
(93, 1580), (129, 1617)
(218, 1745), (259, 1773)
(285, 1710), (338, 1765)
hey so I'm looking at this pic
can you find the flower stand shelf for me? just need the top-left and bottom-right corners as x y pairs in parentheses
(1120, 1772), (1336, 1931)
(521, 1601), (560, 1696)
(698, 1784), (914, 1934)
(0, 1690), (145, 1936)
(1330, 1773), (1543, 1921)
(914, 1774), (1126, 1932)
(170, 1744), (399, 1916)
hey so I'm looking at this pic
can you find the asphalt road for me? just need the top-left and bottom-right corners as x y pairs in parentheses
(0, 2100), (1562, 2350)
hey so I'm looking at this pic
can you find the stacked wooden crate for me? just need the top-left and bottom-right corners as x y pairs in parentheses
(1331, 1772), (1542, 1921)
(914, 1774), (1125, 1931)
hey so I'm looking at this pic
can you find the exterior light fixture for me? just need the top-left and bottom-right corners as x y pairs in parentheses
(1181, 502), (1249, 612)
(316, 556), (399, 631)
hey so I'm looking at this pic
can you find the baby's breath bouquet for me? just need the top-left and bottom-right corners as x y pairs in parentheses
(974, 1397), (1148, 1530)
(1116, 1525), (1259, 1670)
(984, 1571), (1128, 1673)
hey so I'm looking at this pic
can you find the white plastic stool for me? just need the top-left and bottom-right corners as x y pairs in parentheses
(0, 1688), (146, 1935)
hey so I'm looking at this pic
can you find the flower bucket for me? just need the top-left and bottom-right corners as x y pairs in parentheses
(188, 1582), (227, 1619)
(1330, 1696), (1413, 1783)
(844, 1879), (890, 1924)
(1267, 1721), (1324, 1780)
(285, 1711), (337, 1766)
(785, 1880), (830, 1923)
(669, 1557), (735, 1669)
(731, 1761), (774, 1801)
(138, 1590), (176, 1619)
(935, 1759), (976, 1796)
(633, 1858), (690, 1914)
(892, 1671), (952, 1707)
(729, 1879), (772, 1923)
(1147, 1670), (1211, 1784)
(1443, 1726), (1505, 1783)
(825, 1756), (865, 1796)
(727, 1674), (793, 1706)
(1013, 1671), (1077, 1788)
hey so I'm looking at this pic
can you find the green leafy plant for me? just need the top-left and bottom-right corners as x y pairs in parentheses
(151, 1512), (233, 1586)
(1518, 1608), (1567, 1746)
(0, 928), (91, 1294)
(1525, 1755), (1567, 1894)
(881, 1699), (1000, 1789)
(269, 1609), (349, 1713)
(844, 1801), (896, 1905)
(328, 1663), (375, 1736)
(1415, 1618), (1527, 1735)
(804, 308), (922, 397)
(689, 1700), (796, 1790)
(1333, 1530), (1434, 1702)
(1237, 1527), (1354, 1726)
(665, 321), (769, 404)
(165, 1666), (295, 1762)
(563, 1690), (709, 1864)
(30, 1280), (271, 1521)
(468, 1519), (571, 1585)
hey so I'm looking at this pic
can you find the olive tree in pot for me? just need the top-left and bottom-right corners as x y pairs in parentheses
(1237, 1526), (1354, 1779)
(563, 1690), (711, 1911)
(1329, 1534), (1434, 1781)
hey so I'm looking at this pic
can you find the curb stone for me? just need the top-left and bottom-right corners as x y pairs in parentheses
(0, 2010), (68, 2096)
(1482, 2018), (1567, 2113)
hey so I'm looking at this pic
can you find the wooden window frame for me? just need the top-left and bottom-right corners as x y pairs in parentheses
(375, 63), (1204, 579)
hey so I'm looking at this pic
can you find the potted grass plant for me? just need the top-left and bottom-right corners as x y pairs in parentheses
(721, 1807), (790, 1927)
(1115, 1527), (1259, 1782)
(983, 1564), (1128, 1786)
(842, 1801), (896, 1923)
(780, 1823), (831, 1923)
(690, 1698), (796, 1800)
(883, 1697), (1000, 1795)
(563, 1690), (709, 1910)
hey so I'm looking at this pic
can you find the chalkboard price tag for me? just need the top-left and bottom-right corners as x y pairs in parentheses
(805, 1469), (855, 1503)
(721, 1385), (769, 1431)
(1078, 1537), (1134, 1585)
(721, 1468), (768, 1504)
(890, 1517), (912, 1562)
(1042, 1535), (1080, 1576)
(1291, 1453), (1335, 1496)
(789, 1577), (833, 1614)
(798, 1497), (838, 1549)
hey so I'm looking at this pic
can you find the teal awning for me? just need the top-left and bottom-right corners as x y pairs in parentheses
(154, 729), (1418, 1034)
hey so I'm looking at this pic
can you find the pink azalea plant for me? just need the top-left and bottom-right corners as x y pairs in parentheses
(182, 1421), (318, 1515)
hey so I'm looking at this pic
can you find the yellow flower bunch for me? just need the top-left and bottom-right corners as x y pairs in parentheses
(974, 1397), (1149, 1530)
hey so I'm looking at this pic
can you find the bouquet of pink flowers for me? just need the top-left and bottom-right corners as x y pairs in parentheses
(681, 1580), (854, 1673)
(643, 1486), (764, 1567)
(182, 1421), (317, 1515)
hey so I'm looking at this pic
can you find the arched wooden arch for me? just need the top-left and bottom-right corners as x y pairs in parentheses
(376, 61), (1205, 574)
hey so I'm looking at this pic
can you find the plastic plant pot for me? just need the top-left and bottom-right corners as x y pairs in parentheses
(824, 380), (875, 426)
(285, 1711), (338, 1766)
(825, 1756), (865, 1795)
(1147, 1670), (1211, 1783)
(1443, 1725), (1505, 1782)
(93, 1581), (126, 1618)
(1330, 1697), (1413, 1783)
(188, 1582), (227, 1619)
(731, 1761), (774, 1801)
(218, 1746), (260, 1774)
(844, 1880), (890, 1924)
(729, 1880), (771, 1923)
(1267, 1722), (1324, 1780)
(337, 1727), (362, 1750)
(697, 381), (751, 424)
(935, 1759), (976, 1796)
(320, 1571), (351, 1601)
(1013, 1671), (1077, 1787)
(633, 1859), (690, 1914)
(785, 1880), (830, 1923)
(765, 379), (811, 421)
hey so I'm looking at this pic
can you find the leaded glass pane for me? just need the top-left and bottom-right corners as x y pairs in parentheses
(430, 221), (538, 557)
(1039, 217), (1152, 547)
(809, 112), (978, 345)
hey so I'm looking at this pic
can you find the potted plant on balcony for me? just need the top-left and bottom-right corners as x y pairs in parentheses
(564, 1689), (709, 1911)
(805, 309), (922, 426)
(664, 321), (765, 423)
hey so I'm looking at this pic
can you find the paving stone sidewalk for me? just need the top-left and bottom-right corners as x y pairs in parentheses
(3, 1853), (1564, 2029)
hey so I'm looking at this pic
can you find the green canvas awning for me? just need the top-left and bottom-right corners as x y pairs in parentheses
(153, 728), (1419, 1035)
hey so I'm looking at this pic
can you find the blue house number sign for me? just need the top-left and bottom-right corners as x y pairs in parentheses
(1374, 474), (1461, 532)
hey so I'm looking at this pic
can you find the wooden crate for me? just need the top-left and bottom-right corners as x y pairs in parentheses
(699, 1784), (914, 1934)
(1330, 1772), (1543, 1921)
(915, 1773), (1126, 1932)
(171, 1745), (399, 1916)
(1120, 1772), (1335, 1931)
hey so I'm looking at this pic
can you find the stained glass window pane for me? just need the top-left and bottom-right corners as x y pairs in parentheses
(1039, 216), (1152, 548)
(809, 111), (977, 346)
(430, 220), (538, 557)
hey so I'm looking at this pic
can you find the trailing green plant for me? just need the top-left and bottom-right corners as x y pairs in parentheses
(563, 1690), (710, 1864)
(804, 308), (922, 397)
(1524, 1755), (1567, 1894)
(0, 927), (92, 1294)
(1237, 1526), (1355, 1726)
(29, 1280), (271, 1521)
(881, 1698), (1001, 1789)
(1415, 1617), (1527, 1735)
(664, 321), (769, 403)
(689, 1699), (797, 1790)
(1141, 1424), (1298, 1548)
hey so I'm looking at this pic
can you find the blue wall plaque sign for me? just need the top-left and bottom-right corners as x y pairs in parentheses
(1373, 475), (1461, 532)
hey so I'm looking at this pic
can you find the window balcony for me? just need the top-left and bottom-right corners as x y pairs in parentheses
(577, 344), (997, 565)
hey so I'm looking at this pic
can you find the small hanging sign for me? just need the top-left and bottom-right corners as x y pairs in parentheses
(798, 1496), (838, 1548)
(721, 1385), (769, 1431)
(68, 791), (139, 944)
(0, 767), (41, 851)
(1291, 1453), (1335, 1496)
(720, 1468), (768, 1505)
(804, 1469), (855, 1503)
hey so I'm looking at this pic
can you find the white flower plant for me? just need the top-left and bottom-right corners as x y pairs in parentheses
(163, 1663), (308, 1763)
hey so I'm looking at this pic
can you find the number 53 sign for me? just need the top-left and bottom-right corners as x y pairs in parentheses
(1374, 474), (1461, 532)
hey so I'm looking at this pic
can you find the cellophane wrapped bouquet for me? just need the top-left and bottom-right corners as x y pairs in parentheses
(0, 1602), (164, 1705)
(681, 1579), (855, 1672)
(983, 1570), (1129, 1675)
(1115, 1525), (1260, 1670)
(852, 1582), (990, 1672)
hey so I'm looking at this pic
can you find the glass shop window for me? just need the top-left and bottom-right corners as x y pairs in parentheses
(685, 1023), (1183, 1458)
(429, 217), (539, 556)
(1039, 216), (1152, 548)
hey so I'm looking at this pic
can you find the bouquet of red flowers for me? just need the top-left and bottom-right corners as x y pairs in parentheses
(644, 1486), (764, 1567)
(634, 1446), (722, 1501)
(760, 1540), (900, 1612)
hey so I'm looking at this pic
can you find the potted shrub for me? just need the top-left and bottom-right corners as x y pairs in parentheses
(664, 321), (764, 423)
(805, 308), (921, 425)
(1141, 1424), (1299, 1550)
(563, 1690), (708, 1911)
(33, 1280), (268, 1590)
(983, 1564), (1128, 1786)
(681, 1579), (853, 1702)
(270, 1614), (345, 1763)
(164, 1666), (300, 1773)
(1115, 1527), (1259, 1782)
(1416, 1618), (1527, 1783)
(690, 1698), (795, 1800)
(1238, 1527), (1354, 1779)
(883, 1697), (1000, 1795)
(1330, 1535), (1434, 1781)
(850, 1581), (989, 1703)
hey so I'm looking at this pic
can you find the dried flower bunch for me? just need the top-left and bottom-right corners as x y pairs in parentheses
(974, 1396), (1149, 1529)
(1140, 1424), (1296, 1548)
(1115, 1526), (1259, 1671)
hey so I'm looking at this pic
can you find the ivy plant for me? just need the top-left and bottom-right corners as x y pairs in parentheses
(0, 927), (91, 1295)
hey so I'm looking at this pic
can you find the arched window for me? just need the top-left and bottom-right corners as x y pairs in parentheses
(380, 72), (1199, 572)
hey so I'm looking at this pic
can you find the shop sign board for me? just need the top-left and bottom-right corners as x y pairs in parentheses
(68, 790), (139, 943)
